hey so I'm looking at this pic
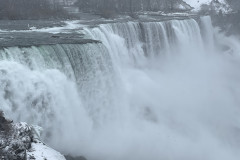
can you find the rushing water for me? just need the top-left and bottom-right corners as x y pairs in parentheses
(1, 16), (240, 160)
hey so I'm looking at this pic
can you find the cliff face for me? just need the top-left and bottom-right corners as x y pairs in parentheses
(0, 111), (66, 160)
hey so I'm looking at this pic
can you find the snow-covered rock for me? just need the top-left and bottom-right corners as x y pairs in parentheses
(184, 0), (231, 13)
(209, 0), (232, 13)
(184, 0), (224, 10)
(27, 139), (66, 160)
(174, 0), (193, 11)
(0, 111), (66, 160)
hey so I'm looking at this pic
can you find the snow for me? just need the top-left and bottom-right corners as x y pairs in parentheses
(0, 117), (66, 160)
(26, 125), (66, 160)
(184, 0), (227, 10)
(179, 4), (185, 10)
(0, 20), (86, 34)
(28, 20), (86, 33)
(27, 140), (66, 160)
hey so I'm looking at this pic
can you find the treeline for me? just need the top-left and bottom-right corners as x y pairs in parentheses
(198, 0), (240, 15)
(0, 0), (69, 20)
(75, 0), (191, 15)
(226, 0), (240, 11)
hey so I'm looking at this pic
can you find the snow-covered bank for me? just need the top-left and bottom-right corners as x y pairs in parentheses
(27, 140), (66, 160)
(184, 0), (227, 10)
(184, 0), (232, 14)
(0, 111), (65, 160)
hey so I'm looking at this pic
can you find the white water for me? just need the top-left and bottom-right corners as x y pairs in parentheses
(1, 16), (240, 160)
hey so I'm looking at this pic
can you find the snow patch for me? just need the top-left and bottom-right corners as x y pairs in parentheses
(27, 140), (66, 160)
(28, 20), (85, 34)
(184, 0), (228, 10)
(0, 113), (66, 160)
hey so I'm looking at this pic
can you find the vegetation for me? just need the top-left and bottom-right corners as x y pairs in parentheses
(0, 0), (69, 20)
(75, 0), (192, 17)
(226, 0), (240, 11)
(212, 11), (240, 36)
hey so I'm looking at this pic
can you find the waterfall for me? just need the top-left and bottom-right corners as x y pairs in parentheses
(1, 16), (240, 160)
(83, 18), (206, 67)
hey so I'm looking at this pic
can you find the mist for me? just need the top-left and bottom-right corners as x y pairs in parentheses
(1, 0), (240, 160)
(63, 16), (240, 160)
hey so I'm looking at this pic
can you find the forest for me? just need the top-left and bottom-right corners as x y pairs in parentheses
(0, 0), (191, 20)
(75, 0), (191, 14)
(0, 0), (68, 19)
(0, 0), (239, 20)
(226, 0), (240, 10)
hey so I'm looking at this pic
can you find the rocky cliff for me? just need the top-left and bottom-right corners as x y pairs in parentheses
(0, 111), (66, 160)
